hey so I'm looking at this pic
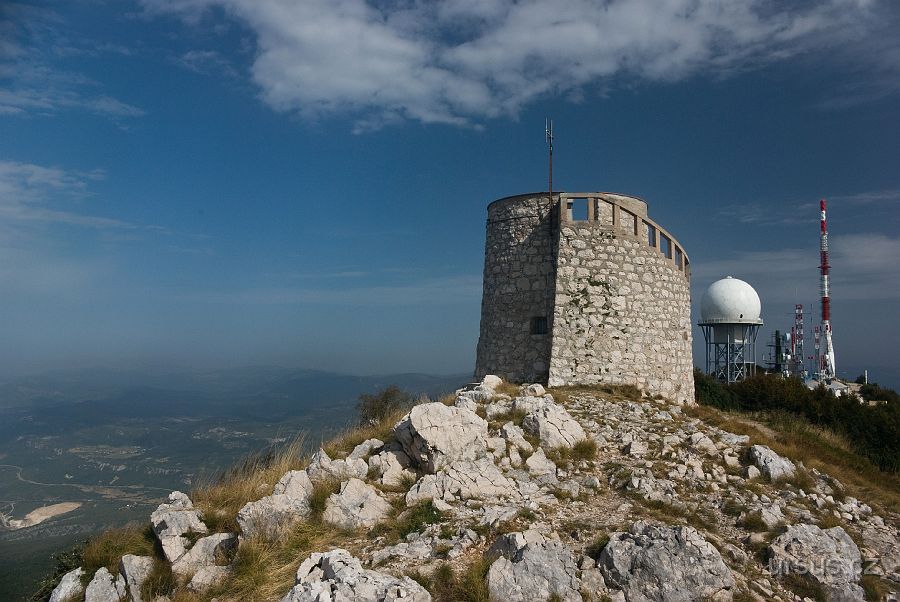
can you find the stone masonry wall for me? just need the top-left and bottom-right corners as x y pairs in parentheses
(548, 218), (694, 404)
(476, 192), (694, 404)
(475, 194), (556, 384)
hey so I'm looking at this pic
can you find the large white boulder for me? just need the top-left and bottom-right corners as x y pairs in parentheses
(598, 522), (735, 601)
(150, 491), (208, 562)
(487, 530), (582, 602)
(747, 445), (796, 481)
(521, 401), (587, 449)
(49, 567), (85, 602)
(237, 470), (313, 538)
(171, 532), (237, 577)
(119, 555), (154, 602)
(394, 403), (489, 473)
(768, 523), (864, 601)
(280, 549), (431, 602)
(84, 567), (127, 602)
(405, 457), (519, 506)
(322, 478), (393, 530)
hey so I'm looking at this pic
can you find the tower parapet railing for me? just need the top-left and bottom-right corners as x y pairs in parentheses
(558, 192), (690, 279)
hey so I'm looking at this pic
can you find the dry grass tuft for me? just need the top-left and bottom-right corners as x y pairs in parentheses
(308, 478), (342, 521)
(416, 558), (492, 602)
(549, 383), (644, 406)
(212, 521), (358, 602)
(141, 559), (176, 600)
(81, 523), (157, 580)
(322, 406), (412, 458)
(493, 381), (522, 398)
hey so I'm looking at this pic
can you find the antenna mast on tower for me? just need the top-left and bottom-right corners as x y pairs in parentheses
(819, 199), (837, 380)
(546, 118), (554, 202)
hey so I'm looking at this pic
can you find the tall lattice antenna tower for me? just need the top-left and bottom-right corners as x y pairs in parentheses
(793, 304), (805, 378)
(819, 199), (836, 380)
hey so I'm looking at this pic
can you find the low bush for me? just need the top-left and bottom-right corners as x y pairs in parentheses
(694, 369), (900, 473)
(357, 385), (414, 425)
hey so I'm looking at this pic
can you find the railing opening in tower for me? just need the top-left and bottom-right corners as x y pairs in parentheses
(567, 198), (589, 221)
(646, 222), (657, 248)
(660, 234), (673, 259)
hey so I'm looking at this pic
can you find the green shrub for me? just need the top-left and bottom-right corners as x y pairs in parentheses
(693, 370), (900, 473)
(396, 500), (444, 539)
(357, 385), (414, 425)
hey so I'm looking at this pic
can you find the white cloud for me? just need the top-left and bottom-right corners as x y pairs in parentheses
(694, 232), (900, 303)
(142, 0), (895, 129)
(0, 5), (145, 120)
(0, 160), (138, 230)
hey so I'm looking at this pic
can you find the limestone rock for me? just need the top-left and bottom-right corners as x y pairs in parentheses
(520, 383), (546, 397)
(188, 565), (232, 592)
(394, 403), (488, 473)
(525, 448), (558, 485)
(481, 375), (503, 390)
(512, 395), (552, 415)
(454, 396), (479, 413)
(85, 567), (127, 602)
(747, 502), (785, 530)
(748, 445), (796, 481)
(690, 432), (718, 455)
(119, 555), (154, 602)
(598, 521), (735, 601)
(348, 438), (384, 461)
(859, 521), (900, 577)
(281, 549), (431, 602)
(307, 448), (368, 483)
(487, 530), (582, 602)
(323, 478), (392, 529)
(406, 458), (518, 506)
(150, 491), (208, 562)
(500, 422), (534, 454)
(49, 567), (85, 602)
(237, 470), (313, 538)
(623, 440), (648, 457)
(368, 444), (417, 487)
(625, 474), (677, 504)
(172, 532), (236, 577)
(485, 398), (513, 419)
(521, 402), (587, 449)
(768, 523), (864, 601)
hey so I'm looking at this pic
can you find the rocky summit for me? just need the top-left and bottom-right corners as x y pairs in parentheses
(47, 376), (899, 602)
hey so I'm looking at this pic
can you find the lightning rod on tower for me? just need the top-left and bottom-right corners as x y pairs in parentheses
(546, 118), (553, 203)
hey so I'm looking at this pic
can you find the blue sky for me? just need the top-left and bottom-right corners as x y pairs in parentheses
(1, 0), (899, 386)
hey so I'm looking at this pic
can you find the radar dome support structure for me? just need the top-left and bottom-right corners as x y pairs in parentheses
(698, 276), (764, 383)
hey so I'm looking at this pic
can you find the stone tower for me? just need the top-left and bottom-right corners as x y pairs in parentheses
(475, 192), (694, 404)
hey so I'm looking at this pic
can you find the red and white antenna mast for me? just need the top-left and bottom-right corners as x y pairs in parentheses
(819, 199), (836, 380)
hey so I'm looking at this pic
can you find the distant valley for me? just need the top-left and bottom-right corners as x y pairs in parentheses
(0, 366), (467, 600)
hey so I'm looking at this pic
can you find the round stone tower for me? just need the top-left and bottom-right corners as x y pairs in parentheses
(475, 192), (694, 404)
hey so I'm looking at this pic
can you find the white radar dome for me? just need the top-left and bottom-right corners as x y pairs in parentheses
(700, 276), (763, 324)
